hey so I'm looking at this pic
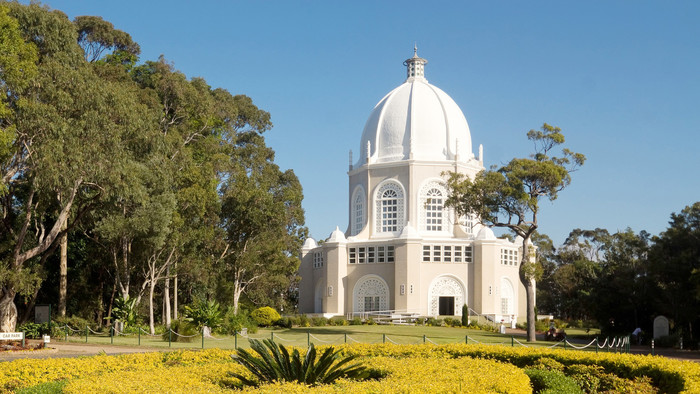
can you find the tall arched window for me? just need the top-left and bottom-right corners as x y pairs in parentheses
(351, 189), (365, 236)
(376, 182), (404, 233)
(420, 181), (447, 232)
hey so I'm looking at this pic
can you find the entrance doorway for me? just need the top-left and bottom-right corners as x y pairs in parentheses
(439, 296), (455, 315)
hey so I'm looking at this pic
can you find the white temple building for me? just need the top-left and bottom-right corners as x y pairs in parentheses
(298, 49), (528, 323)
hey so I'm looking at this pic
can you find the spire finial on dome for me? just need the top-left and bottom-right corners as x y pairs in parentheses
(403, 46), (428, 81)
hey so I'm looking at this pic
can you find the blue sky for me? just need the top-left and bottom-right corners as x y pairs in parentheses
(35, 1), (700, 245)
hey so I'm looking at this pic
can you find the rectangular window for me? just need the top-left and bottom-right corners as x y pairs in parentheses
(358, 247), (366, 264)
(367, 246), (375, 263)
(377, 246), (385, 263)
(454, 246), (462, 263)
(465, 246), (473, 263)
(433, 245), (441, 262)
(444, 246), (452, 262)
(387, 246), (395, 263)
(423, 245), (431, 262)
(349, 247), (356, 264)
(501, 298), (509, 315)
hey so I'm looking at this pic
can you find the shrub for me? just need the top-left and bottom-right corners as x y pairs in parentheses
(162, 319), (197, 342)
(222, 309), (257, 335)
(349, 317), (363, 325)
(298, 314), (310, 327)
(329, 316), (348, 326)
(229, 339), (368, 387)
(426, 317), (442, 326)
(525, 368), (583, 394)
(444, 317), (455, 326)
(461, 304), (469, 326)
(54, 315), (92, 331)
(311, 316), (328, 327)
(183, 299), (223, 330)
(365, 317), (376, 325)
(275, 317), (293, 328)
(655, 334), (680, 348)
(528, 357), (565, 372)
(250, 307), (281, 327)
(415, 317), (426, 325)
(17, 322), (52, 339)
(535, 319), (551, 332)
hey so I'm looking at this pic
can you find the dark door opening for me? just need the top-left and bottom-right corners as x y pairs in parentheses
(439, 296), (455, 315)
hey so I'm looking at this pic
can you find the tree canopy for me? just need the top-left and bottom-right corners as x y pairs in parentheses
(446, 123), (585, 341)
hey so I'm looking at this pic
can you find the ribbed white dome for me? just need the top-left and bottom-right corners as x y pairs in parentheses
(356, 51), (473, 166)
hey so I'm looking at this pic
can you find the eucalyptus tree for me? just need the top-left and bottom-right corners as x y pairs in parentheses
(446, 124), (585, 341)
(0, 3), (151, 331)
(215, 130), (307, 314)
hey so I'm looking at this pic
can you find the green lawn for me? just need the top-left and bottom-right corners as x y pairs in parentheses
(55, 324), (606, 351)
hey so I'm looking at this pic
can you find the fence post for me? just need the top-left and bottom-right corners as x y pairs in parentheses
(110, 326), (113, 344)
(86, 326), (88, 343)
(307, 331), (310, 347)
(564, 340), (567, 350)
(65, 326), (68, 343)
(201, 329), (205, 349)
(271, 332), (274, 342)
(511, 336), (514, 347)
(234, 332), (238, 349)
(22, 332), (25, 348)
(424, 334), (427, 344)
(344, 333), (347, 344)
(168, 329), (172, 348)
(595, 337), (598, 353)
(138, 327), (141, 346)
(383, 333), (386, 344)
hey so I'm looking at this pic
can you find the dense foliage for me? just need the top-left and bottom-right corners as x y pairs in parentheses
(0, 1), (306, 333)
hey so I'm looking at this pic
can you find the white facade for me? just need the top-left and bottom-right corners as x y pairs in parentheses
(299, 49), (529, 322)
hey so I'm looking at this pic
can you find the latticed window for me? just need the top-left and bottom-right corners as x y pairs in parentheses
(348, 245), (394, 264)
(364, 296), (380, 312)
(376, 182), (404, 233)
(381, 189), (398, 232)
(353, 192), (364, 235)
(501, 298), (510, 315)
(349, 248), (356, 264)
(501, 249), (518, 265)
(424, 188), (444, 231)
(313, 252), (324, 269)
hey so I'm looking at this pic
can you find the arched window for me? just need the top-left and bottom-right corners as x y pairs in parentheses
(420, 181), (447, 232)
(375, 182), (404, 233)
(500, 278), (514, 316)
(351, 188), (365, 236)
(353, 275), (389, 313)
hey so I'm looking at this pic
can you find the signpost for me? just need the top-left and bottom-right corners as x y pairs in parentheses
(0, 332), (25, 347)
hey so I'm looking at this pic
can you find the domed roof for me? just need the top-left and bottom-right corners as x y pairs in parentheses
(356, 49), (473, 166)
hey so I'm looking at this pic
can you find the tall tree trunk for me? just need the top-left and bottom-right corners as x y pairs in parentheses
(0, 289), (18, 332)
(106, 281), (116, 327)
(173, 263), (178, 320)
(148, 276), (156, 335)
(520, 240), (537, 342)
(164, 265), (171, 327)
(58, 219), (68, 317)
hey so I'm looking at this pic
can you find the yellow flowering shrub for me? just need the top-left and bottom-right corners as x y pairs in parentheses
(2, 344), (700, 393)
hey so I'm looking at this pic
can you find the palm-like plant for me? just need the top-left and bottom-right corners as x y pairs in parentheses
(230, 339), (367, 387)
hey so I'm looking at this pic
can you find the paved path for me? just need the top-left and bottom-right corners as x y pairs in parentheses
(0, 341), (171, 362)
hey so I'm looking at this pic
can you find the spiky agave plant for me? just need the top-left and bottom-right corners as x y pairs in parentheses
(230, 339), (368, 387)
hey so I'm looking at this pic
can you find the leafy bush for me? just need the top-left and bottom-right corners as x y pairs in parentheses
(365, 317), (376, 325)
(55, 315), (92, 330)
(415, 317), (426, 325)
(275, 317), (293, 328)
(311, 316), (327, 326)
(221, 308), (257, 334)
(251, 307), (281, 327)
(229, 339), (368, 387)
(110, 296), (139, 328)
(183, 299), (223, 330)
(162, 319), (197, 342)
(329, 316), (348, 326)
(565, 363), (655, 393)
(349, 317), (363, 325)
(655, 334), (679, 348)
(298, 314), (310, 327)
(528, 357), (565, 372)
(525, 368), (583, 394)
(426, 317), (442, 326)
(17, 322), (52, 339)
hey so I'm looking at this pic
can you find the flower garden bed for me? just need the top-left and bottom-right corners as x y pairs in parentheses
(1, 344), (699, 393)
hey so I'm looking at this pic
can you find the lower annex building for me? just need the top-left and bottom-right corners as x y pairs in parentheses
(298, 49), (530, 323)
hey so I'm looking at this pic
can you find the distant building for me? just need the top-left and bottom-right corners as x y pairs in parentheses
(298, 49), (529, 323)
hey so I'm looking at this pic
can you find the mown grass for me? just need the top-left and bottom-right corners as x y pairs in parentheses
(54, 324), (607, 351)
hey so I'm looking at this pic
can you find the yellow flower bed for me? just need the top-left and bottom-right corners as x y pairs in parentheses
(2, 344), (699, 393)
